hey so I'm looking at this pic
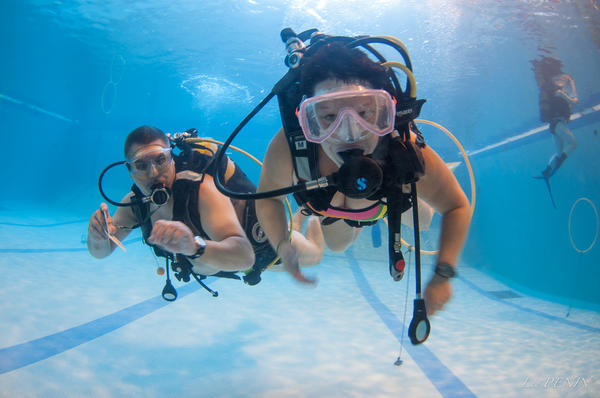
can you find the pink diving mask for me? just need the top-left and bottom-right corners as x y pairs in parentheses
(297, 89), (396, 144)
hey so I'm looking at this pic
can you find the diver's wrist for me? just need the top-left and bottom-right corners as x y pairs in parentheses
(430, 262), (456, 285)
(430, 273), (449, 285)
(187, 236), (207, 259)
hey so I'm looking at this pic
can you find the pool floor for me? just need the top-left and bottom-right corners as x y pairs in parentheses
(0, 209), (598, 398)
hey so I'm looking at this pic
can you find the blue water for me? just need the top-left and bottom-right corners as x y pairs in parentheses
(1, 1), (600, 397)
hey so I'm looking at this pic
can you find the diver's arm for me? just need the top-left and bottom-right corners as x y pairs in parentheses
(147, 178), (254, 273)
(417, 145), (471, 268)
(555, 74), (579, 104)
(564, 74), (578, 104)
(256, 129), (293, 251)
(192, 174), (255, 271)
(87, 197), (134, 259)
(257, 129), (315, 284)
(417, 144), (470, 316)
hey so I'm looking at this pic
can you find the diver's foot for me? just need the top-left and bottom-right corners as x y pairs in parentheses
(243, 268), (262, 286)
(542, 167), (552, 178)
(534, 165), (553, 180)
(243, 255), (273, 286)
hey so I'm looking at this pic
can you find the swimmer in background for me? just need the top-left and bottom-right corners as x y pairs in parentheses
(532, 56), (579, 180)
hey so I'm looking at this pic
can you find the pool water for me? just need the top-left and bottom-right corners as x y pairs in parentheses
(1, 1), (599, 397)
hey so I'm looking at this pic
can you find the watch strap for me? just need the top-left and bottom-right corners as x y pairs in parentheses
(434, 262), (456, 279)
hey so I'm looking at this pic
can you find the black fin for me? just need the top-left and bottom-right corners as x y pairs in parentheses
(534, 175), (557, 208)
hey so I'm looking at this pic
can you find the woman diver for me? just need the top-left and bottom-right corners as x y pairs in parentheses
(255, 41), (471, 316)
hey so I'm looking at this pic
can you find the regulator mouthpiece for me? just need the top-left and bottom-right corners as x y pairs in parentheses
(333, 149), (383, 199)
(148, 184), (170, 206)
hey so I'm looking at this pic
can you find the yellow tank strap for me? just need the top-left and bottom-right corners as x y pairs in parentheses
(191, 139), (236, 184)
(224, 158), (236, 183)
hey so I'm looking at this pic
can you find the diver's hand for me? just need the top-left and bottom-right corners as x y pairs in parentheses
(278, 240), (317, 285)
(555, 88), (578, 104)
(88, 203), (116, 242)
(424, 277), (452, 316)
(147, 220), (197, 256)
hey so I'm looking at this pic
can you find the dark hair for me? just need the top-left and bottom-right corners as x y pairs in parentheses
(531, 56), (565, 88)
(124, 125), (169, 158)
(299, 42), (393, 97)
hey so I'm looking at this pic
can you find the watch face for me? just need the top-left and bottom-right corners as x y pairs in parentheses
(194, 236), (206, 248)
(189, 236), (206, 259)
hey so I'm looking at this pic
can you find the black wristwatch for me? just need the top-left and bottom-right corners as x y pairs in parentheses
(434, 263), (456, 279)
(187, 236), (207, 259)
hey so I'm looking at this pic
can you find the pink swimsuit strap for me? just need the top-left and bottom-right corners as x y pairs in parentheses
(306, 201), (387, 221)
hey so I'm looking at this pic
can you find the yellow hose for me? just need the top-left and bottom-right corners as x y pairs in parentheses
(374, 35), (411, 57)
(388, 120), (476, 255)
(381, 61), (417, 99)
(415, 119), (476, 217)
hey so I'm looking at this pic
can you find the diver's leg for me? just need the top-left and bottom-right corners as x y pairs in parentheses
(292, 208), (307, 233)
(321, 219), (361, 252)
(401, 198), (434, 231)
(290, 210), (325, 266)
(541, 120), (570, 178)
(554, 121), (577, 155)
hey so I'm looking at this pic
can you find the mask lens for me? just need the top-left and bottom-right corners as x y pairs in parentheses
(127, 148), (172, 175)
(298, 89), (395, 143)
(154, 152), (168, 166)
(132, 160), (149, 173)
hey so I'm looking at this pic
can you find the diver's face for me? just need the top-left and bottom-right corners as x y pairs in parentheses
(126, 139), (175, 194)
(312, 79), (381, 166)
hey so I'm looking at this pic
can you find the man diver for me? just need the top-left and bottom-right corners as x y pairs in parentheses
(88, 126), (323, 285)
(255, 42), (471, 316)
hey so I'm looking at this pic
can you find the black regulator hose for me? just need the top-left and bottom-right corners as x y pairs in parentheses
(213, 71), (314, 200)
(348, 37), (412, 101)
(98, 161), (134, 207)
